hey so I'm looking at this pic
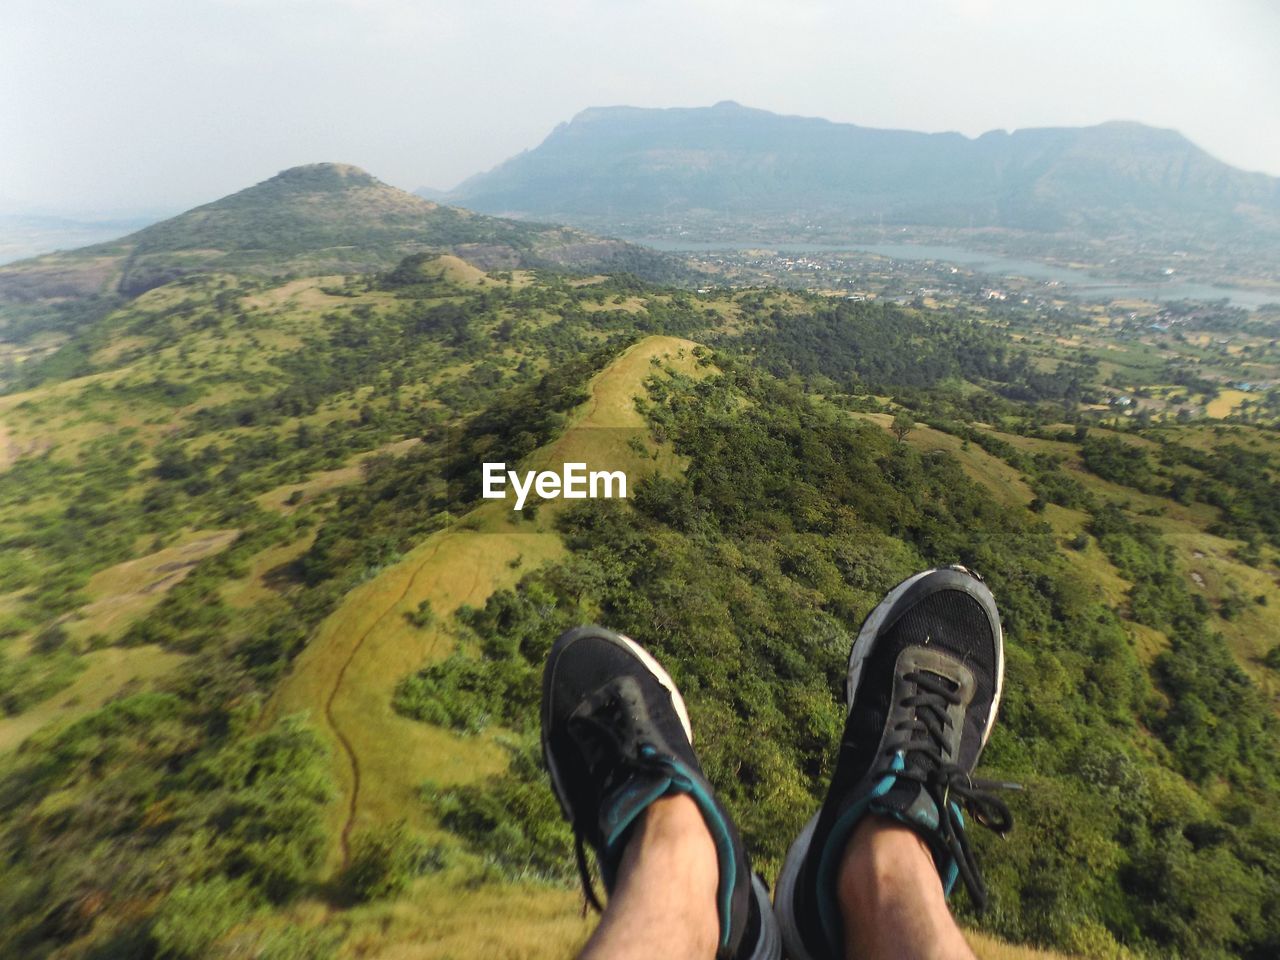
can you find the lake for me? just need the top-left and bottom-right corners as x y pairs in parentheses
(641, 239), (1278, 311)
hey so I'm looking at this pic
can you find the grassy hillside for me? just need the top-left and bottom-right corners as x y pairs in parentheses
(0, 164), (696, 348)
(0, 257), (1278, 960)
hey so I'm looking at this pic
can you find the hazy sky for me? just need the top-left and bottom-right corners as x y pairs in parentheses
(3, 0), (1278, 215)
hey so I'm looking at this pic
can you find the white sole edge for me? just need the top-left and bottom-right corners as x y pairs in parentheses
(615, 632), (695, 746)
(774, 812), (821, 960)
(543, 630), (694, 828)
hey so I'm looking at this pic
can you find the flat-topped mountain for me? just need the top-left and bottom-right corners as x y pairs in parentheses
(447, 102), (1280, 246)
(0, 163), (688, 307)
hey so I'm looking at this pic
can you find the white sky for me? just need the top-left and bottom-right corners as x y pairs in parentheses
(2, 0), (1278, 214)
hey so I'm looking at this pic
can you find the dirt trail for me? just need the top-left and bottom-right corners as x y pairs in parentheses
(324, 536), (448, 863)
(268, 336), (702, 872)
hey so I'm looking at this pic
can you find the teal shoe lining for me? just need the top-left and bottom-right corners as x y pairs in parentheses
(601, 746), (738, 950)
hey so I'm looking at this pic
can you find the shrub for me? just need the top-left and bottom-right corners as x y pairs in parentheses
(404, 599), (435, 629)
(424, 741), (574, 884)
(339, 821), (446, 902)
(150, 877), (259, 959)
(0, 649), (85, 716)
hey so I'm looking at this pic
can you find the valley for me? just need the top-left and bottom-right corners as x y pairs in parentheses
(0, 165), (1277, 960)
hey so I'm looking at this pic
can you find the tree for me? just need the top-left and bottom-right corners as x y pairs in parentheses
(891, 410), (915, 443)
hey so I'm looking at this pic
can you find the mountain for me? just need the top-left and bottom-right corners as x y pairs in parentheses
(0, 163), (690, 309)
(448, 102), (1280, 246)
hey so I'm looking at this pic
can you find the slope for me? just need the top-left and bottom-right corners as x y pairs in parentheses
(256, 335), (1087, 960)
(2, 255), (1278, 960)
(0, 163), (692, 339)
(449, 101), (1280, 248)
(268, 334), (704, 873)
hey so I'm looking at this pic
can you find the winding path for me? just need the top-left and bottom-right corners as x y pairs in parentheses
(269, 336), (702, 872)
(325, 537), (448, 864)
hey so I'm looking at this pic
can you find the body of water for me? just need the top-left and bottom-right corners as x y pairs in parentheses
(642, 239), (1278, 311)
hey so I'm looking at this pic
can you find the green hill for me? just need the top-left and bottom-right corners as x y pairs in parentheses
(0, 251), (1278, 959)
(0, 163), (693, 339)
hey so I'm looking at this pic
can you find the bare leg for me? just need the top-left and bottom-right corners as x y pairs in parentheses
(579, 793), (720, 960)
(837, 815), (977, 960)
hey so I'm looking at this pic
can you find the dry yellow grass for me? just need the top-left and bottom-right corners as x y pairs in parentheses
(0, 530), (233, 751)
(856, 413), (1033, 510)
(1206, 389), (1251, 419)
(1165, 530), (1280, 703)
(297, 877), (1082, 960)
(242, 275), (349, 311)
(269, 336), (706, 876)
(581, 295), (646, 314)
(62, 529), (239, 644)
(0, 644), (186, 754)
(221, 533), (316, 610)
(966, 930), (1082, 960)
(1128, 621), (1171, 664)
(0, 419), (14, 470)
(89, 334), (152, 367)
(425, 255), (487, 287)
(271, 522), (563, 874)
(255, 438), (422, 513)
(346, 876), (590, 959)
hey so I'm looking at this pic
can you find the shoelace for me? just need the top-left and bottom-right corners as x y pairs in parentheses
(881, 668), (1020, 911)
(574, 833), (605, 914)
(566, 688), (648, 915)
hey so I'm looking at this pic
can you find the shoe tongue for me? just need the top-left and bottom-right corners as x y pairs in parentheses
(874, 775), (943, 832)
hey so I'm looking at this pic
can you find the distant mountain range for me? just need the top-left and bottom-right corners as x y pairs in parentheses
(443, 102), (1280, 248)
(0, 163), (687, 307)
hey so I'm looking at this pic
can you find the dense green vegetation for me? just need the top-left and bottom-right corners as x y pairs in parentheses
(736, 296), (1097, 407)
(0, 264), (715, 956)
(3, 251), (1279, 959)
(400, 361), (1279, 959)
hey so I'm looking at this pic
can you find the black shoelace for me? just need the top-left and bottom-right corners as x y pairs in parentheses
(566, 686), (649, 915)
(881, 668), (1020, 911)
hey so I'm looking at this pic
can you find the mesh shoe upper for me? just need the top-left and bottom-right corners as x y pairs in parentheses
(541, 625), (777, 960)
(779, 567), (1017, 960)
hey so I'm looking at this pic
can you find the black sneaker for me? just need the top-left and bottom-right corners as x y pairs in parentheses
(774, 567), (1018, 960)
(542, 625), (780, 960)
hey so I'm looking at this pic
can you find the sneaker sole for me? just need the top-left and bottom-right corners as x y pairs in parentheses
(749, 873), (784, 960)
(775, 811), (822, 960)
(541, 625), (694, 825)
(775, 566), (1004, 960)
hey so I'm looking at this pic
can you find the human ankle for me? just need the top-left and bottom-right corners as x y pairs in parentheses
(638, 794), (718, 874)
(840, 814), (937, 895)
(621, 794), (720, 949)
(837, 815), (973, 960)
